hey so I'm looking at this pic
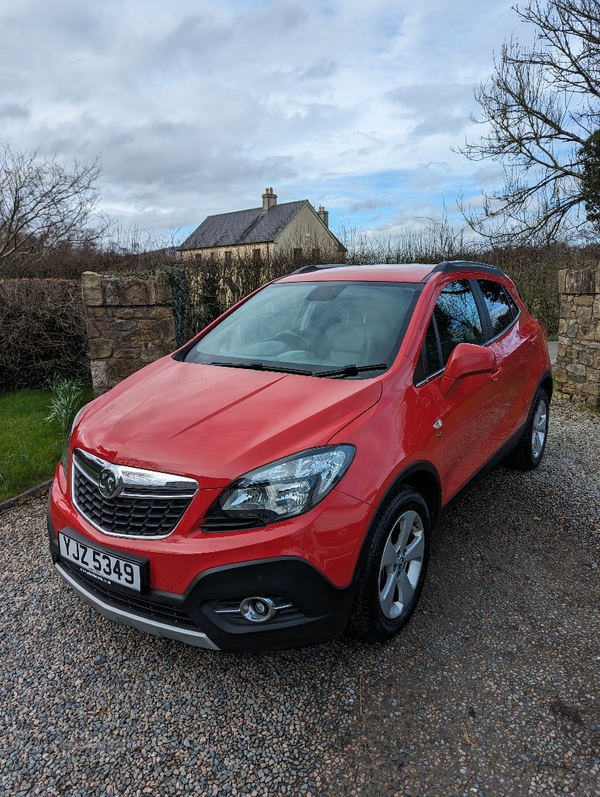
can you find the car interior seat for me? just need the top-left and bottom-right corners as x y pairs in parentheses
(323, 302), (372, 365)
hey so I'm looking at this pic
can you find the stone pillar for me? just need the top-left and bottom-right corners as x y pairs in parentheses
(555, 265), (600, 410)
(82, 272), (176, 396)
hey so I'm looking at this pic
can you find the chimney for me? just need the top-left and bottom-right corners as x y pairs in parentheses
(317, 205), (329, 228)
(262, 187), (277, 211)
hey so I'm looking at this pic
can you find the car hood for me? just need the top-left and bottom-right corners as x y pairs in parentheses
(75, 357), (382, 485)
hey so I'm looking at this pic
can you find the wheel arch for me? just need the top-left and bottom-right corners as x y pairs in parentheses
(352, 461), (441, 582)
(539, 370), (553, 402)
(399, 463), (442, 531)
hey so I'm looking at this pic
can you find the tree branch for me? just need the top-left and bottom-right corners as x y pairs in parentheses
(457, 0), (600, 243)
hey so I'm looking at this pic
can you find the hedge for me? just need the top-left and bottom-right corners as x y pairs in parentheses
(0, 279), (90, 392)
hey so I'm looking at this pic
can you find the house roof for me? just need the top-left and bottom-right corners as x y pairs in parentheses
(179, 200), (309, 250)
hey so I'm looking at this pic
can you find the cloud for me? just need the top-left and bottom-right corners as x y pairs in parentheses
(386, 84), (472, 113)
(349, 198), (395, 213)
(0, 0), (520, 237)
(0, 102), (29, 120)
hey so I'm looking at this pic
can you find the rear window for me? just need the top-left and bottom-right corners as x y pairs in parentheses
(478, 279), (519, 338)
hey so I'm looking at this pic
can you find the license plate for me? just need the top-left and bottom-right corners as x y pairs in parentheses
(59, 533), (142, 593)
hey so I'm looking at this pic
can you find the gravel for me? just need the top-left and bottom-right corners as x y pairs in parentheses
(0, 399), (598, 796)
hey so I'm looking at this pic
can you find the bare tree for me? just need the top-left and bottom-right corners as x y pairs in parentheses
(458, 0), (600, 244)
(0, 144), (109, 269)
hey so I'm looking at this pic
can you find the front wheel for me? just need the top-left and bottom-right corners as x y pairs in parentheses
(349, 487), (431, 642)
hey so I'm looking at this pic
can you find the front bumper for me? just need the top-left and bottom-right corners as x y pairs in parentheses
(48, 513), (357, 653)
(55, 561), (219, 649)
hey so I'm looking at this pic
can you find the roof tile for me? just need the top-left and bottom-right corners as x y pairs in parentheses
(180, 201), (308, 250)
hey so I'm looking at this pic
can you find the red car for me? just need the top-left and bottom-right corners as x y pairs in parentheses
(47, 261), (552, 652)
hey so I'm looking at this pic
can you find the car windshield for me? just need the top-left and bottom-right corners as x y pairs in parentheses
(183, 280), (420, 377)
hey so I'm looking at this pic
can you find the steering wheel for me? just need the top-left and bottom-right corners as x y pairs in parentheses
(272, 330), (318, 355)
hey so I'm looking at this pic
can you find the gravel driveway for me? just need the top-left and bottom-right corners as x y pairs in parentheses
(1, 400), (598, 796)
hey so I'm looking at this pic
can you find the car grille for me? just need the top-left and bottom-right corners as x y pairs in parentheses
(72, 448), (198, 538)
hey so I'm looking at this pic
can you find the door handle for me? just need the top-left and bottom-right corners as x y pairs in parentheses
(490, 367), (502, 382)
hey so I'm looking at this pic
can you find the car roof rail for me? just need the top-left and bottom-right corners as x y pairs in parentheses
(291, 263), (352, 275)
(291, 262), (431, 275)
(425, 260), (506, 280)
(291, 260), (508, 280)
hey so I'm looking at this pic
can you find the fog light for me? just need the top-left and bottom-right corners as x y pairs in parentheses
(239, 596), (277, 623)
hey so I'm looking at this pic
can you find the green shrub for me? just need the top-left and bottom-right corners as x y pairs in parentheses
(44, 376), (86, 439)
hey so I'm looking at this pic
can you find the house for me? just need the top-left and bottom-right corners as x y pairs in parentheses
(178, 188), (347, 266)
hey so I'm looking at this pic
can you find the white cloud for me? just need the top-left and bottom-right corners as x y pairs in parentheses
(0, 0), (519, 239)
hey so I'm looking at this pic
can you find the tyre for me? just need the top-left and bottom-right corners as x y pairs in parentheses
(504, 388), (549, 471)
(350, 486), (431, 641)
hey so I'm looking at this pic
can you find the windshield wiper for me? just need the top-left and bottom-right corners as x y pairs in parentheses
(210, 360), (313, 376)
(314, 363), (388, 378)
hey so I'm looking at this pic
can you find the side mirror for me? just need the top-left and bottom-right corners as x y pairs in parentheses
(439, 343), (497, 398)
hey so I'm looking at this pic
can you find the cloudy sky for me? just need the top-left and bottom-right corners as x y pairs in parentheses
(0, 0), (527, 245)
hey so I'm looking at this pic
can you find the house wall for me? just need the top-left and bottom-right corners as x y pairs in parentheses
(179, 242), (274, 264)
(274, 203), (345, 261)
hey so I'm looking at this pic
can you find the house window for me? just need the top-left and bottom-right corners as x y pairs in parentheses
(293, 248), (302, 263)
(224, 251), (232, 265)
(194, 253), (202, 262)
(311, 247), (320, 263)
(253, 249), (262, 264)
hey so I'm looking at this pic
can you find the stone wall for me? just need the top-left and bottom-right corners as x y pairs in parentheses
(555, 265), (600, 410)
(82, 272), (176, 396)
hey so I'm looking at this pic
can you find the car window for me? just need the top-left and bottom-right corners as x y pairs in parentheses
(183, 281), (420, 376)
(504, 286), (520, 319)
(434, 280), (484, 365)
(425, 318), (442, 373)
(415, 280), (484, 384)
(478, 279), (517, 338)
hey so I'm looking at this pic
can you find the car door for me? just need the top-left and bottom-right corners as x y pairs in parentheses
(475, 278), (532, 439)
(415, 279), (504, 502)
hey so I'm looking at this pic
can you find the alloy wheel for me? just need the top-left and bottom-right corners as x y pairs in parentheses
(378, 509), (425, 620)
(531, 398), (548, 460)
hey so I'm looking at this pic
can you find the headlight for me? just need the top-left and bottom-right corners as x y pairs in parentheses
(204, 445), (355, 530)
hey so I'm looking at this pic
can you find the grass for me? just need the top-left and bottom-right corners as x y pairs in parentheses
(0, 387), (91, 503)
